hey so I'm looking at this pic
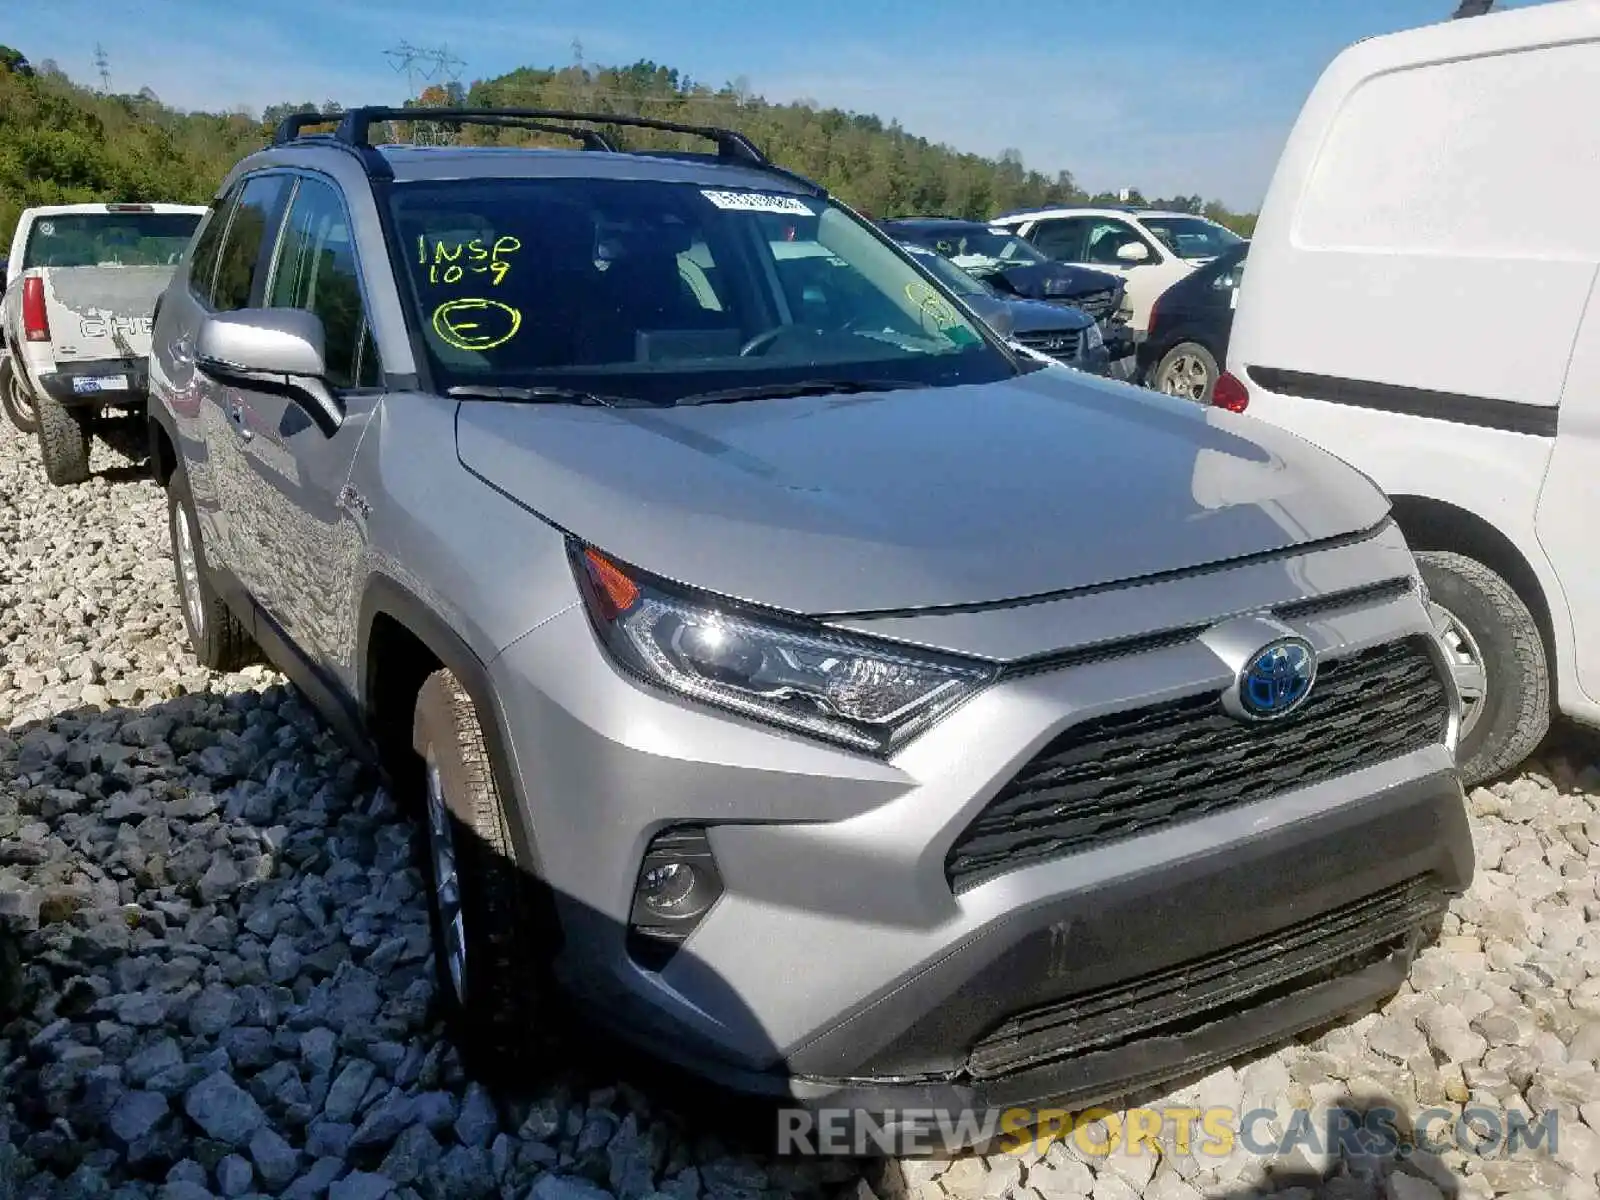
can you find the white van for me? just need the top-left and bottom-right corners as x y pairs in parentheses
(1221, 0), (1600, 787)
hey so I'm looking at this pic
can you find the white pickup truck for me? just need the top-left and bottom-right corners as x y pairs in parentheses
(1, 202), (206, 484)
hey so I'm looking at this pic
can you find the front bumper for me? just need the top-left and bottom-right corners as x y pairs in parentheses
(486, 527), (1471, 1128)
(38, 358), (149, 409)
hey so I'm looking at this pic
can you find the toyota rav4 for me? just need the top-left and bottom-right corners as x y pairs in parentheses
(146, 107), (1473, 1138)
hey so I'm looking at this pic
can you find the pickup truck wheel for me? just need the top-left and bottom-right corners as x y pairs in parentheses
(412, 668), (546, 1079)
(165, 464), (259, 672)
(33, 391), (90, 485)
(0, 358), (37, 434)
(1416, 550), (1550, 786)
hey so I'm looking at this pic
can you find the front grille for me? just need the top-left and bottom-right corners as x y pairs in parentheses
(946, 637), (1448, 892)
(967, 876), (1444, 1079)
(1015, 329), (1084, 363)
(1051, 288), (1117, 320)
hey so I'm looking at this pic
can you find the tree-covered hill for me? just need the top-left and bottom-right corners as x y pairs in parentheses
(0, 45), (1255, 254)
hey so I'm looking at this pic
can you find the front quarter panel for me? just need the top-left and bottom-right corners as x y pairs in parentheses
(354, 392), (585, 678)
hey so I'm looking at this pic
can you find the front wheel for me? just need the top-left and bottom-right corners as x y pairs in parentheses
(412, 668), (548, 1079)
(1151, 341), (1219, 404)
(0, 357), (38, 434)
(1416, 550), (1550, 786)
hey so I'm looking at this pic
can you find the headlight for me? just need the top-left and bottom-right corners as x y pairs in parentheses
(1083, 322), (1104, 351)
(573, 545), (997, 754)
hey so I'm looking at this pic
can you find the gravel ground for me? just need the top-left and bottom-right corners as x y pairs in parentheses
(2, 418), (1599, 1200)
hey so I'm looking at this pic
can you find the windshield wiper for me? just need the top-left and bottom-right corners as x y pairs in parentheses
(446, 385), (656, 408)
(672, 379), (923, 407)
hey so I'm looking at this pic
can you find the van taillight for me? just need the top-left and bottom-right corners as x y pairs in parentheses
(21, 276), (49, 342)
(1212, 370), (1249, 413)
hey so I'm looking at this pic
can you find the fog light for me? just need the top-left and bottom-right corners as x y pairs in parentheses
(628, 826), (723, 970)
(640, 861), (703, 915)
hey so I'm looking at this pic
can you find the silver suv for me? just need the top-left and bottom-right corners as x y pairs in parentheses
(147, 107), (1473, 1132)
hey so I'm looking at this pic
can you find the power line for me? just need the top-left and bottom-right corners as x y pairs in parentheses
(382, 40), (467, 145)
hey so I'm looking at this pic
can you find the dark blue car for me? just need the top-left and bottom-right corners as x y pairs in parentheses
(898, 242), (1111, 375)
(879, 218), (1133, 361)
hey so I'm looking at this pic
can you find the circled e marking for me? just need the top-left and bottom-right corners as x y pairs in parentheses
(432, 298), (522, 352)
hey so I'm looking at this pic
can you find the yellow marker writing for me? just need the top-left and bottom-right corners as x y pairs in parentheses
(432, 298), (522, 352)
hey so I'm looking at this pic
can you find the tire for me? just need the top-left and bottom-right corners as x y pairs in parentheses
(1416, 550), (1550, 786)
(411, 668), (546, 1078)
(0, 357), (37, 434)
(165, 462), (259, 672)
(34, 390), (91, 485)
(1151, 341), (1219, 404)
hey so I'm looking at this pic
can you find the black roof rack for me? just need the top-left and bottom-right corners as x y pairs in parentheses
(272, 106), (825, 195)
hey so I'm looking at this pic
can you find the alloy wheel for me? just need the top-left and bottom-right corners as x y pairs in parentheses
(424, 749), (468, 1006)
(172, 502), (207, 642)
(1158, 352), (1213, 402)
(1429, 600), (1488, 742)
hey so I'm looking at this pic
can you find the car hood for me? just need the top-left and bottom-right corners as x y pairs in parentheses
(980, 260), (1122, 302)
(455, 372), (1390, 618)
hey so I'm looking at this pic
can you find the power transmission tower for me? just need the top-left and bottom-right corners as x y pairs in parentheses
(383, 41), (466, 144)
(92, 44), (110, 93)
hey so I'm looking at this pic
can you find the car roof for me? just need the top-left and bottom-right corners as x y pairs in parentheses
(880, 217), (1007, 232)
(993, 206), (1210, 222)
(361, 144), (815, 192)
(22, 203), (210, 217)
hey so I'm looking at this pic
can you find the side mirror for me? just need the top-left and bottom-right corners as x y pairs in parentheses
(195, 308), (343, 435)
(1116, 242), (1151, 264)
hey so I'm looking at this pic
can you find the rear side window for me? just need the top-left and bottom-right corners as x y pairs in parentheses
(211, 174), (292, 312)
(267, 177), (377, 389)
(1030, 218), (1092, 261)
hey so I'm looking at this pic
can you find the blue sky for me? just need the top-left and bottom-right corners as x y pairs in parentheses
(13, 0), (1547, 211)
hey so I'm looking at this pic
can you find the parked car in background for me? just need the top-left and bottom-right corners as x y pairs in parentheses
(878, 218), (1133, 357)
(0, 202), (207, 479)
(990, 206), (1244, 336)
(899, 241), (1109, 375)
(1138, 242), (1248, 403)
(1223, 0), (1600, 787)
(148, 105), (1471, 1129)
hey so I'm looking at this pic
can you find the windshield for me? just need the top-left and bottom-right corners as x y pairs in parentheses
(917, 228), (1047, 267)
(22, 212), (201, 269)
(1138, 216), (1243, 261)
(388, 179), (1019, 404)
(902, 245), (991, 298)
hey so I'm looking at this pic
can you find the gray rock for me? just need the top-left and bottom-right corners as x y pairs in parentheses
(305, 1122), (354, 1160)
(248, 1127), (300, 1192)
(379, 1126), (444, 1187)
(284, 1158), (348, 1200)
(327, 1174), (395, 1200)
(189, 986), (241, 1038)
(431, 1146), (495, 1199)
(108, 1090), (170, 1146)
(455, 1084), (498, 1149)
(215, 1157), (254, 1199)
(530, 1176), (616, 1200)
(349, 1090), (415, 1153)
(322, 1060), (376, 1125)
(184, 1071), (268, 1148)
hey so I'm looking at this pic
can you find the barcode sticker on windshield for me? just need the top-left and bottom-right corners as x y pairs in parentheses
(701, 190), (814, 214)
